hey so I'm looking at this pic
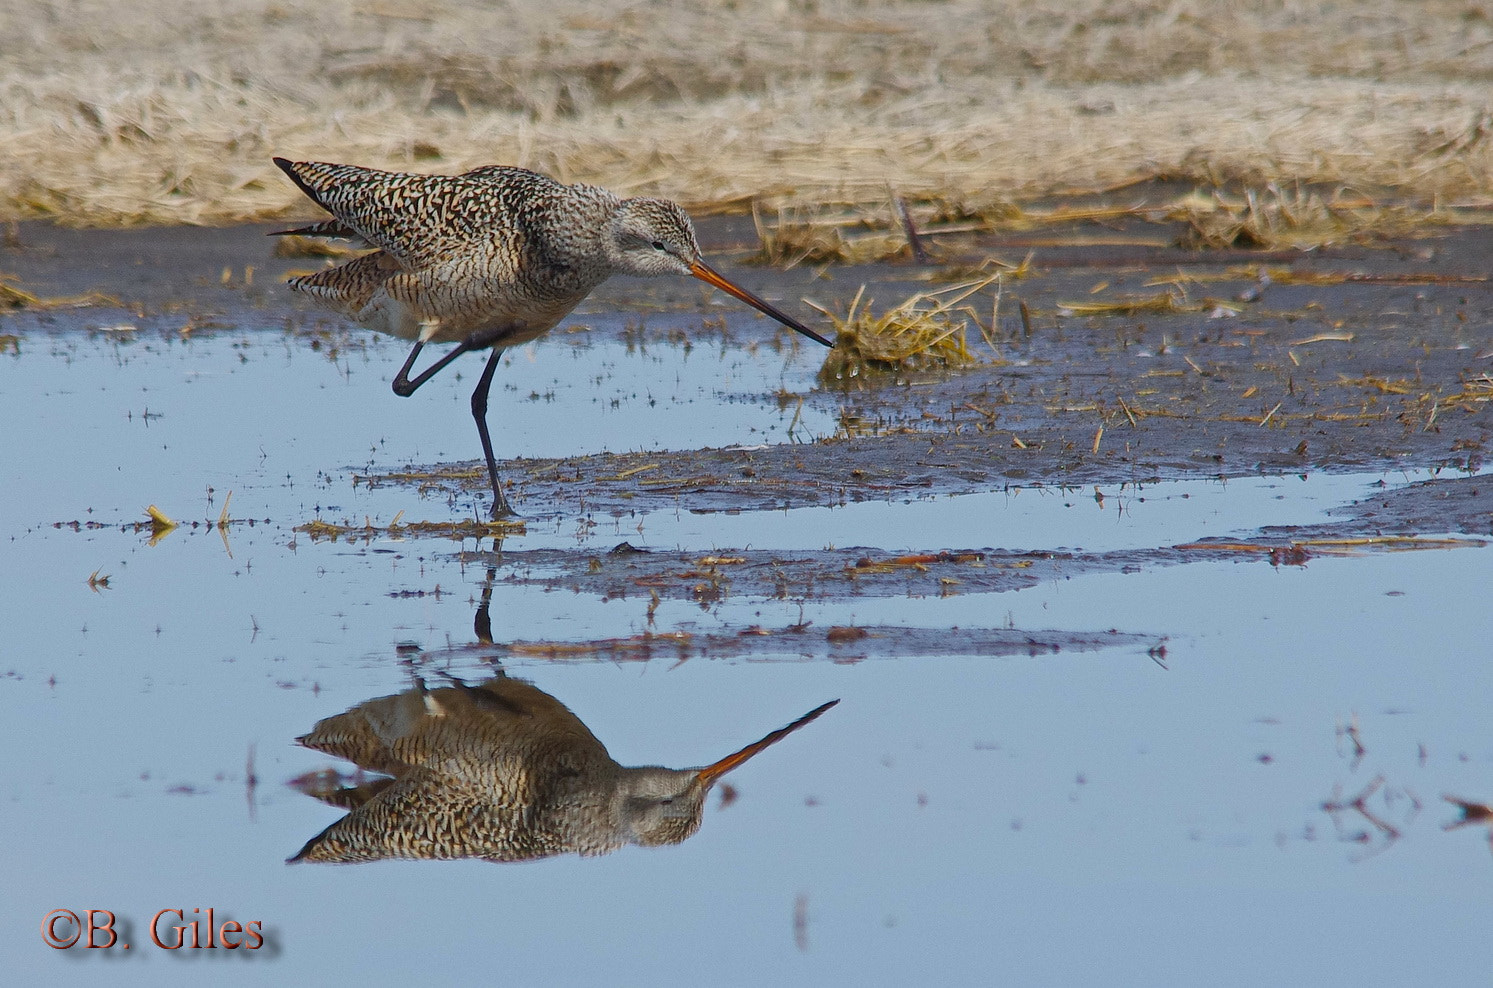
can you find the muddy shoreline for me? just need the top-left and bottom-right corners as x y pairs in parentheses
(4, 201), (1490, 531)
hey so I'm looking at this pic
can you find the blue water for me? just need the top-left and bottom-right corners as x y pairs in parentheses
(3, 326), (1489, 985)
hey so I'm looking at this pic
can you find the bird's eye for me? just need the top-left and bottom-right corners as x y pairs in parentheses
(659, 797), (673, 805)
(651, 240), (667, 251)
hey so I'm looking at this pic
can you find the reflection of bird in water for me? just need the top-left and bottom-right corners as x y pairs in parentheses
(288, 673), (836, 864)
(272, 157), (833, 518)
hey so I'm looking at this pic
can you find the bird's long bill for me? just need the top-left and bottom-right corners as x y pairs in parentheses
(689, 260), (834, 348)
(694, 699), (840, 788)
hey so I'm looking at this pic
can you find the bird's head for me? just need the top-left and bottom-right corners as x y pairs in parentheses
(608, 197), (701, 278)
(617, 768), (712, 847)
(617, 699), (840, 848)
(609, 197), (835, 348)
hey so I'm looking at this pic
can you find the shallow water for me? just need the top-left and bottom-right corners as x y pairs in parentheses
(4, 327), (1491, 985)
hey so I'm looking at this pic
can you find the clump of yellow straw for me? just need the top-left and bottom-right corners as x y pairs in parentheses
(811, 276), (997, 384)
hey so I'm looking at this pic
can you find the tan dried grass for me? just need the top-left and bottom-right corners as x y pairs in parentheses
(750, 205), (910, 267)
(269, 235), (367, 259)
(1169, 186), (1443, 249)
(1057, 291), (1199, 317)
(810, 277), (998, 384)
(0, 272), (119, 309)
(0, 1), (1489, 227)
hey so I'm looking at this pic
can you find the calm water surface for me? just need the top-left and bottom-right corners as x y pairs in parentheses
(3, 327), (1489, 985)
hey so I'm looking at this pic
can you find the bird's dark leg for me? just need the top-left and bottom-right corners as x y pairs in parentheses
(471, 347), (511, 519)
(474, 566), (497, 645)
(390, 333), (516, 519)
(392, 339), (473, 397)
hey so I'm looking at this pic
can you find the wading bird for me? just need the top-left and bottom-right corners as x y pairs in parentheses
(288, 672), (837, 864)
(272, 158), (833, 517)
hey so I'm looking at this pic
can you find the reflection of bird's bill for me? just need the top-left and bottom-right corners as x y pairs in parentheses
(689, 260), (835, 348)
(694, 699), (840, 788)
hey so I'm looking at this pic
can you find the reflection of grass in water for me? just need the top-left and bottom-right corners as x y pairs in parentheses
(296, 515), (524, 543)
(2, 1), (1490, 226)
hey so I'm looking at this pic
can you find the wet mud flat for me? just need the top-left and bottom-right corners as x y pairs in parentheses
(346, 209), (1490, 522)
(4, 193), (1489, 541)
(9, 197), (1488, 666)
(466, 469), (1493, 604)
(469, 618), (1153, 667)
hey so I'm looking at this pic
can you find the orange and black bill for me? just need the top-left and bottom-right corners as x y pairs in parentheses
(695, 699), (840, 788)
(690, 261), (835, 348)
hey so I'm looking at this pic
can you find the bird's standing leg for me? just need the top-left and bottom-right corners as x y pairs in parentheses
(390, 334), (515, 519)
(470, 347), (511, 519)
(474, 566), (498, 645)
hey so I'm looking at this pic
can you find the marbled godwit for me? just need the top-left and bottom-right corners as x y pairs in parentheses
(288, 672), (837, 863)
(272, 158), (833, 518)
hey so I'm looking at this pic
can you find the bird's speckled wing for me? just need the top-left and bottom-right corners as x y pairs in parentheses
(273, 158), (566, 272)
(285, 249), (399, 321)
(297, 677), (612, 776)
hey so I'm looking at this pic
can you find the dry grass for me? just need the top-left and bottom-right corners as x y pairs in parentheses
(1, 272), (119, 309)
(750, 205), (911, 267)
(1056, 287), (1241, 317)
(0, 1), (1490, 228)
(810, 277), (998, 383)
(1441, 373), (1493, 413)
(269, 234), (367, 259)
(1168, 186), (1459, 249)
(754, 188), (1493, 265)
(1159, 265), (1491, 287)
